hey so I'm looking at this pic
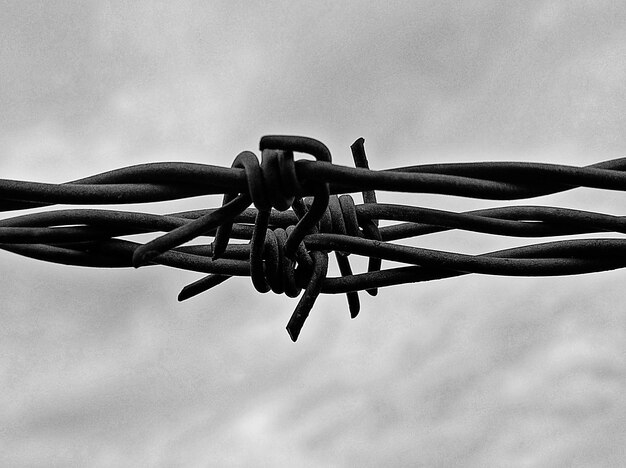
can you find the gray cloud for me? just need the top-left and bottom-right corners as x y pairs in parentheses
(1, 2), (626, 466)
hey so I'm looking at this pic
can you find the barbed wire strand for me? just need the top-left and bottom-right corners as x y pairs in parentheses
(2, 135), (626, 340)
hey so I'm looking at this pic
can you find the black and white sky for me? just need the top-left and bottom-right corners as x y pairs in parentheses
(1, 2), (625, 466)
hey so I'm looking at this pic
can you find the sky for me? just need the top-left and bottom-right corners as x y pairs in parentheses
(1, 1), (626, 466)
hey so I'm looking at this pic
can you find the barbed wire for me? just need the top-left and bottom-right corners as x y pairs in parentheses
(2, 135), (626, 340)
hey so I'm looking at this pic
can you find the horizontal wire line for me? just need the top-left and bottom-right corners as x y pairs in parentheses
(2, 138), (626, 340)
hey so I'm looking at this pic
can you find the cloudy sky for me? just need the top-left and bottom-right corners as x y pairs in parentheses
(1, 2), (625, 466)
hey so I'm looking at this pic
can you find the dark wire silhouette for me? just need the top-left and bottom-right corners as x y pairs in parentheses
(2, 135), (626, 340)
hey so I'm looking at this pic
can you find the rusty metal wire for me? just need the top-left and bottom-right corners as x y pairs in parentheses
(2, 135), (626, 340)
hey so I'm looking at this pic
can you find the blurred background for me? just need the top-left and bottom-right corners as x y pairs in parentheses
(1, 1), (626, 466)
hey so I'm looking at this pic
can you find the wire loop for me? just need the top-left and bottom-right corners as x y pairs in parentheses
(260, 135), (332, 259)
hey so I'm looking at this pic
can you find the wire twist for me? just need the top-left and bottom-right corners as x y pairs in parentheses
(2, 135), (626, 340)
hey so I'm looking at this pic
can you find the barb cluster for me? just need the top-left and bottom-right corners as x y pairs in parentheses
(2, 135), (626, 340)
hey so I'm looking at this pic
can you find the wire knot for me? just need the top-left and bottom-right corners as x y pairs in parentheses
(319, 195), (362, 239)
(250, 225), (312, 297)
(227, 149), (303, 213)
(211, 135), (332, 260)
(133, 135), (379, 341)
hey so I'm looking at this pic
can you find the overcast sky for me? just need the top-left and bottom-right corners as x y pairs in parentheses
(1, 2), (626, 467)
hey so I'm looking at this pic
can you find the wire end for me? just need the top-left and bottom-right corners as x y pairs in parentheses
(177, 286), (194, 302)
(286, 324), (300, 342)
(178, 274), (231, 301)
(132, 247), (159, 268)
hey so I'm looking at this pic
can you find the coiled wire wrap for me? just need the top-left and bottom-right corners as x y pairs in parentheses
(2, 134), (626, 340)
